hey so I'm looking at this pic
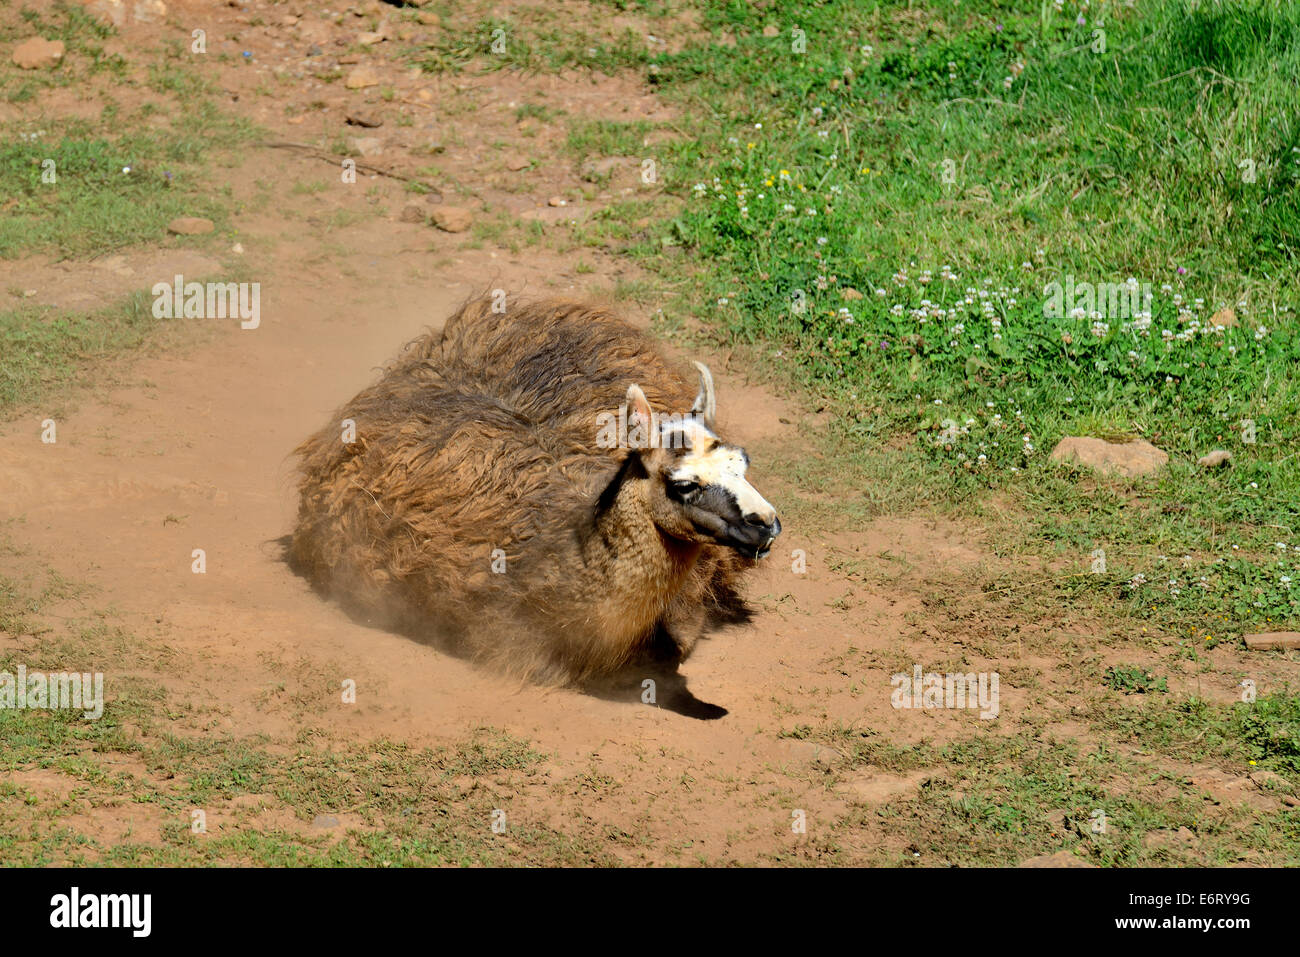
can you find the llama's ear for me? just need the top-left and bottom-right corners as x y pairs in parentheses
(626, 384), (654, 448)
(690, 361), (717, 429)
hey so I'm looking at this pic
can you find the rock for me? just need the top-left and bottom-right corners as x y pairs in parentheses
(12, 38), (65, 70)
(133, 0), (167, 23)
(399, 204), (426, 224)
(358, 32), (386, 46)
(344, 67), (380, 89)
(762, 25), (780, 38)
(841, 287), (864, 300)
(81, 0), (127, 28)
(1049, 436), (1168, 478)
(416, 11), (440, 26)
(346, 112), (382, 128)
(1019, 851), (1097, 868)
(504, 154), (530, 171)
(311, 814), (340, 829)
(1143, 826), (1196, 850)
(347, 136), (383, 157)
(547, 196), (568, 207)
(1197, 449), (1232, 468)
(430, 205), (473, 232)
(417, 89), (434, 102)
(306, 44), (323, 57)
(1249, 770), (1287, 789)
(1244, 632), (1300, 651)
(230, 242), (244, 254)
(167, 217), (215, 235)
(1209, 307), (1237, 328)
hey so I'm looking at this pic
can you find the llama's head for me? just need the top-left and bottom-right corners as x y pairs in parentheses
(622, 364), (781, 560)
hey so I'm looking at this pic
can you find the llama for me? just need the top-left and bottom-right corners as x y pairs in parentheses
(288, 295), (780, 687)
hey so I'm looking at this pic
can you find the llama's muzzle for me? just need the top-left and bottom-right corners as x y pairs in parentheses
(732, 513), (781, 560)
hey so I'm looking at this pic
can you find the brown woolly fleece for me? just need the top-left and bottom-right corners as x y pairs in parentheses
(289, 295), (756, 685)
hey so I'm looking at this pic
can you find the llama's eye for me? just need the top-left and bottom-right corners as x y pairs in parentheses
(669, 479), (701, 498)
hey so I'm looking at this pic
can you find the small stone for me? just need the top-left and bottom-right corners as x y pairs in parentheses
(230, 242), (244, 254)
(547, 196), (568, 207)
(306, 44), (323, 57)
(167, 217), (215, 235)
(399, 204), (426, 224)
(344, 67), (380, 89)
(1197, 449), (1231, 468)
(133, 0), (167, 23)
(348, 136), (383, 157)
(1049, 436), (1168, 478)
(1244, 632), (1300, 651)
(504, 154), (530, 171)
(81, 0), (127, 28)
(12, 37), (65, 70)
(1249, 770), (1287, 789)
(346, 112), (382, 128)
(417, 11), (440, 26)
(417, 89), (434, 102)
(358, 32), (386, 46)
(762, 25), (780, 38)
(841, 287), (864, 300)
(430, 205), (473, 232)
(22, 289), (37, 298)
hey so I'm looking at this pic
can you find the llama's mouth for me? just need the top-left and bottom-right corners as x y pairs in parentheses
(724, 519), (780, 560)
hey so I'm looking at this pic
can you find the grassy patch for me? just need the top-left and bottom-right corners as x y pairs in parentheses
(624, 0), (1300, 642)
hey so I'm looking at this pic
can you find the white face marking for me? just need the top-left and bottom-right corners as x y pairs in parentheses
(665, 425), (777, 525)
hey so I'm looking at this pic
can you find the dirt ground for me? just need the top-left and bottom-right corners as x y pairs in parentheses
(2, 0), (1294, 866)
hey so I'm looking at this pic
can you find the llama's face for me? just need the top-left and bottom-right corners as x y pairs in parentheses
(627, 381), (781, 560)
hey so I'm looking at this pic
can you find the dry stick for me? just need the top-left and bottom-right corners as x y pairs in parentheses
(256, 141), (439, 189)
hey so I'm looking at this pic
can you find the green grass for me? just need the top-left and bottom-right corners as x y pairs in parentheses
(0, 2), (255, 258)
(0, 104), (254, 258)
(600, 0), (1300, 642)
(410, 15), (650, 75)
(0, 291), (163, 414)
(786, 695), (1300, 865)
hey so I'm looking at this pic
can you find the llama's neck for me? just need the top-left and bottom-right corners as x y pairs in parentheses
(576, 458), (701, 647)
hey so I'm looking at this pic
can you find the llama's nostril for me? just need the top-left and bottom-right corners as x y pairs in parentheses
(743, 512), (770, 528)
